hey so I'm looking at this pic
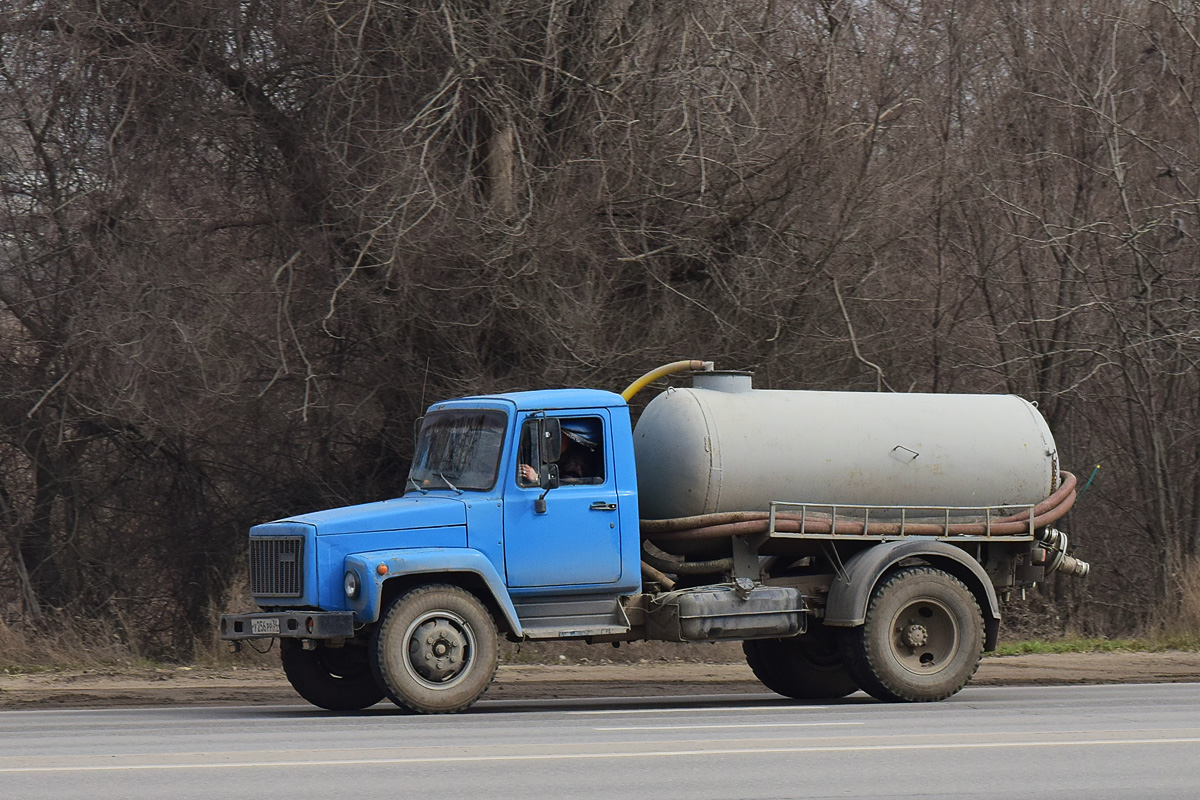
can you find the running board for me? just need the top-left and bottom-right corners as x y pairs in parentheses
(513, 595), (630, 639)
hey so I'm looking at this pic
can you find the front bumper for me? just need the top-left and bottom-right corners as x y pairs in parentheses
(219, 611), (355, 641)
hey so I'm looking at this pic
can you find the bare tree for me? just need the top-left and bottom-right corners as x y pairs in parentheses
(2, 0), (1199, 657)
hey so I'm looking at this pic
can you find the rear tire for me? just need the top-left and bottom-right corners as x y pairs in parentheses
(280, 639), (385, 711)
(371, 584), (499, 714)
(743, 625), (859, 699)
(841, 566), (984, 702)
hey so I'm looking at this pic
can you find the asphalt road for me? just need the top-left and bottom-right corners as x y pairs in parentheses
(1, 683), (1198, 799)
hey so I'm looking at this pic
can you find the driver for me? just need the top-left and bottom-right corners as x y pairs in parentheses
(518, 419), (602, 485)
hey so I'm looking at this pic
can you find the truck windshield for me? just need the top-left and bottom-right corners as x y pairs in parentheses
(407, 409), (508, 492)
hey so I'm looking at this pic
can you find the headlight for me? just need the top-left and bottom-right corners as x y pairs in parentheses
(343, 570), (361, 599)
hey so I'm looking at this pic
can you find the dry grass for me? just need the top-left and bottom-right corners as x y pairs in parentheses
(1149, 557), (1200, 650)
(0, 611), (148, 673)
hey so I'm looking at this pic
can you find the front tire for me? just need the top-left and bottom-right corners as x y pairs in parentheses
(371, 584), (499, 714)
(280, 639), (385, 711)
(743, 625), (859, 699)
(841, 566), (984, 702)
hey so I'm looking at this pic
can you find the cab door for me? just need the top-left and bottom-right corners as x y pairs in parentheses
(503, 410), (623, 587)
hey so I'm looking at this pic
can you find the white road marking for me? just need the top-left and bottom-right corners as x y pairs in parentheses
(0, 704), (305, 716)
(3, 737), (1200, 773)
(595, 722), (864, 731)
(568, 705), (825, 715)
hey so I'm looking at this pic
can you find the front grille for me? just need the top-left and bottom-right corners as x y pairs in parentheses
(249, 537), (304, 597)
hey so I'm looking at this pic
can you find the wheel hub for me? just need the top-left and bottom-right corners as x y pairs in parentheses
(409, 618), (468, 683)
(890, 599), (958, 674)
(902, 624), (929, 648)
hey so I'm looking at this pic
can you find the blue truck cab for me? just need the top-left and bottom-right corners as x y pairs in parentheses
(221, 388), (650, 713)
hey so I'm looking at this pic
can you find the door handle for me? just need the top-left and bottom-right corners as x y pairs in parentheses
(589, 501), (618, 511)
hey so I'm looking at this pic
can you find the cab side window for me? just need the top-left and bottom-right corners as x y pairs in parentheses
(516, 421), (540, 487)
(517, 416), (604, 486)
(557, 417), (604, 484)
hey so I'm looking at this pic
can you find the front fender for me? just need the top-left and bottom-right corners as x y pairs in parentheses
(823, 540), (1001, 651)
(344, 548), (522, 636)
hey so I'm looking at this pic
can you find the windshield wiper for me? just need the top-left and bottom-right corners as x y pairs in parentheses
(407, 477), (427, 495)
(437, 472), (463, 494)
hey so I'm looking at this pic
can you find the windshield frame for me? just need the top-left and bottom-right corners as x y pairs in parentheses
(406, 408), (509, 493)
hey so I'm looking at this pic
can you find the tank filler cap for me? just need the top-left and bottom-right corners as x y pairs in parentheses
(692, 371), (753, 393)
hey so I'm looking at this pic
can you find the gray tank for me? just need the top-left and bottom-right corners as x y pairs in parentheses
(633, 372), (1059, 520)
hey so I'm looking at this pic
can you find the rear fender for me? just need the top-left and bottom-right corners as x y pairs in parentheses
(823, 540), (1001, 651)
(344, 548), (522, 636)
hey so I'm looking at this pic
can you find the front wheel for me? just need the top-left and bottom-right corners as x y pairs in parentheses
(841, 566), (984, 702)
(280, 639), (385, 711)
(371, 584), (499, 714)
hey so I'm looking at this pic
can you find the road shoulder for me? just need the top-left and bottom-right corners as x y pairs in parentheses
(2, 651), (1198, 709)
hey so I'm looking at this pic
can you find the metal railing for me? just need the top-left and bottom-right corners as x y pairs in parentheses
(766, 500), (1039, 542)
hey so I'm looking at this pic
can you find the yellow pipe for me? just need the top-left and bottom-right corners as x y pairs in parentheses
(621, 360), (714, 402)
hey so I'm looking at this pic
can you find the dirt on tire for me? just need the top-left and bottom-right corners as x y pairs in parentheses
(2, 650), (1198, 709)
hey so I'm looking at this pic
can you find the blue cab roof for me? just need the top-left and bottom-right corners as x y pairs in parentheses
(429, 388), (627, 413)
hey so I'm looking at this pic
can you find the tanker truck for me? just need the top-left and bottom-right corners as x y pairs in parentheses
(220, 361), (1088, 713)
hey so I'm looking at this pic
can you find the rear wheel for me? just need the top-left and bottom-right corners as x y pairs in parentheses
(280, 639), (385, 711)
(371, 584), (499, 714)
(841, 566), (984, 702)
(743, 625), (859, 699)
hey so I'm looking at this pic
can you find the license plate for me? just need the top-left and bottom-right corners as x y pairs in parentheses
(251, 618), (280, 636)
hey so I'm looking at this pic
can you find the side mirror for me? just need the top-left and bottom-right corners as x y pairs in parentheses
(540, 463), (560, 491)
(539, 418), (562, 463)
(535, 464), (560, 514)
(412, 415), (425, 443)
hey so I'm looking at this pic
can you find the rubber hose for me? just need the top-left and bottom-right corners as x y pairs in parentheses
(641, 510), (776, 534)
(640, 561), (676, 590)
(643, 471), (1077, 544)
(621, 360), (714, 402)
(640, 543), (734, 575)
